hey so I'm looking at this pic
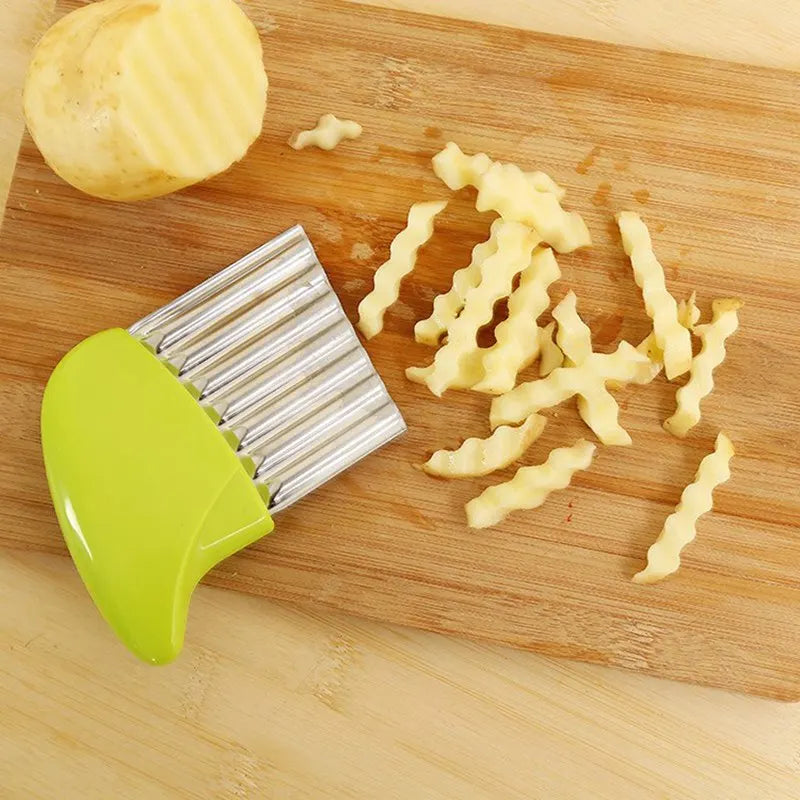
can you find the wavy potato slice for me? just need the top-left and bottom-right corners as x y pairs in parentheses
(432, 142), (492, 191)
(357, 200), (448, 339)
(634, 432), (734, 584)
(490, 341), (651, 443)
(476, 162), (590, 253)
(410, 221), (539, 397)
(551, 291), (636, 446)
(414, 219), (502, 346)
(405, 349), (484, 390)
(421, 415), (547, 478)
(432, 141), (566, 200)
(473, 247), (561, 395)
(664, 298), (743, 438)
(617, 212), (692, 379)
(289, 114), (362, 150)
(466, 439), (596, 529)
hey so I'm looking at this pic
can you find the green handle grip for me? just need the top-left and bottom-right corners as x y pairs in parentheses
(41, 328), (274, 664)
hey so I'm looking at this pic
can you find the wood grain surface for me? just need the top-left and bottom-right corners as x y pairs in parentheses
(3, 2), (800, 798)
(2, 0), (800, 702)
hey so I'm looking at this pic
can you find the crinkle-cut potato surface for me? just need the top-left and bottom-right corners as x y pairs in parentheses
(24, 0), (268, 201)
(421, 415), (546, 478)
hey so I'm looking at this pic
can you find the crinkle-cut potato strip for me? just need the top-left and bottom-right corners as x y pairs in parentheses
(634, 433), (735, 584)
(414, 219), (502, 346)
(678, 291), (701, 330)
(476, 162), (590, 253)
(357, 200), (448, 340)
(289, 113), (362, 151)
(473, 247), (561, 395)
(617, 211), (692, 380)
(421, 415), (547, 478)
(538, 322), (564, 376)
(466, 439), (596, 529)
(432, 141), (566, 200)
(551, 290), (634, 446)
(552, 290), (593, 367)
(664, 298), (743, 438)
(412, 221), (540, 397)
(405, 349), (484, 390)
(489, 341), (652, 431)
(576, 387), (633, 447)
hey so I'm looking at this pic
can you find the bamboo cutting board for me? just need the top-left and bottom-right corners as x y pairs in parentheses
(1, 0), (799, 700)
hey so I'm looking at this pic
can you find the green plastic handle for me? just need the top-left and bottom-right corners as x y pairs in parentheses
(41, 328), (274, 664)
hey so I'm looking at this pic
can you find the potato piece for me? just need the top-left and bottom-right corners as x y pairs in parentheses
(421, 415), (546, 478)
(357, 200), (448, 340)
(473, 247), (561, 396)
(678, 291), (701, 330)
(432, 141), (566, 200)
(664, 299), (743, 438)
(24, 0), (268, 201)
(466, 439), (596, 529)
(633, 433), (735, 584)
(409, 221), (540, 397)
(289, 114), (363, 151)
(537, 322), (564, 377)
(414, 219), (502, 347)
(550, 291), (634, 446)
(475, 162), (590, 253)
(552, 290), (592, 367)
(616, 212), (692, 379)
(489, 341), (652, 438)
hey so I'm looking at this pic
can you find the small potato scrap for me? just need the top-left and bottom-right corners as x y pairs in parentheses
(664, 298), (743, 438)
(490, 342), (651, 444)
(289, 113), (363, 151)
(678, 291), (701, 330)
(552, 291), (593, 367)
(633, 432), (735, 584)
(473, 247), (561, 395)
(421, 414), (547, 478)
(617, 212), (692, 380)
(357, 200), (448, 339)
(537, 322), (564, 376)
(432, 141), (566, 200)
(632, 331), (664, 385)
(476, 162), (591, 253)
(410, 221), (540, 397)
(466, 439), (596, 529)
(414, 219), (502, 346)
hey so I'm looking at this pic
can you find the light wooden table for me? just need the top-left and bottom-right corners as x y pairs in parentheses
(1, 2), (799, 798)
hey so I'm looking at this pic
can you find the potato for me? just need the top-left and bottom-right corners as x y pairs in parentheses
(23, 0), (268, 202)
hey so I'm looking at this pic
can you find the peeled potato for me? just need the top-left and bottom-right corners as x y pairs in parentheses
(23, 0), (268, 201)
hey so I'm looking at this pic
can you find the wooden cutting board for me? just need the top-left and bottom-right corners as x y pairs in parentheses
(2, 0), (799, 700)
